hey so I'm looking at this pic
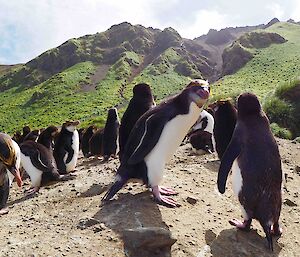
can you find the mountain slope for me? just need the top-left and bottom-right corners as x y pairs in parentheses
(0, 21), (299, 134)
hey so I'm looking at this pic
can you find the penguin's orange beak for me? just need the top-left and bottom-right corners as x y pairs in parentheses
(197, 86), (210, 99)
(9, 167), (22, 187)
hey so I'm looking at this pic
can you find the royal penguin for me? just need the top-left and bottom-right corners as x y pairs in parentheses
(119, 83), (155, 160)
(0, 133), (22, 215)
(23, 129), (40, 142)
(188, 109), (215, 154)
(53, 120), (80, 174)
(89, 128), (104, 157)
(19, 126), (31, 143)
(81, 125), (96, 157)
(20, 140), (72, 194)
(210, 99), (237, 159)
(217, 92), (282, 251)
(37, 125), (58, 150)
(103, 79), (210, 207)
(102, 108), (120, 161)
(7, 140), (21, 187)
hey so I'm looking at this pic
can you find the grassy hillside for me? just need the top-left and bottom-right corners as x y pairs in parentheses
(213, 22), (300, 99)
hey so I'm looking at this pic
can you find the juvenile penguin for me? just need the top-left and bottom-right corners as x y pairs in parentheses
(20, 140), (71, 194)
(102, 108), (120, 161)
(210, 99), (237, 159)
(89, 128), (104, 157)
(0, 133), (22, 215)
(103, 80), (210, 207)
(119, 83), (155, 160)
(37, 125), (58, 150)
(53, 120), (80, 174)
(217, 92), (282, 251)
(19, 126), (31, 143)
(23, 129), (40, 142)
(188, 109), (215, 154)
(81, 125), (96, 157)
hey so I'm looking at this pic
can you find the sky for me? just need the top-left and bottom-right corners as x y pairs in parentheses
(0, 0), (300, 65)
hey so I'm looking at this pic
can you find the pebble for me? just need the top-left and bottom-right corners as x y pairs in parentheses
(187, 196), (198, 205)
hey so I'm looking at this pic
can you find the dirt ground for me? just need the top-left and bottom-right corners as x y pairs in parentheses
(0, 138), (299, 257)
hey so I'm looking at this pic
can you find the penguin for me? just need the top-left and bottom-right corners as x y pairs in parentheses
(89, 128), (104, 157)
(119, 83), (155, 160)
(37, 125), (58, 150)
(78, 128), (85, 150)
(12, 131), (22, 144)
(188, 109), (215, 154)
(81, 125), (96, 157)
(0, 133), (22, 215)
(7, 140), (21, 187)
(103, 79), (210, 207)
(217, 92), (282, 251)
(210, 99), (237, 159)
(20, 140), (72, 194)
(19, 126), (31, 143)
(23, 129), (40, 142)
(102, 108), (120, 161)
(53, 120), (80, 174)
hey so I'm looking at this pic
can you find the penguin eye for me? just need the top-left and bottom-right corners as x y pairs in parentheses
(201, 86), (210, 92)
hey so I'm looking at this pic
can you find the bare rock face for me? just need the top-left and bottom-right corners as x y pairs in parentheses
(123, 227), (177, 257)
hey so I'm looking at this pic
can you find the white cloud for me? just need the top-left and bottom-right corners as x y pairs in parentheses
(267, 3), (285, 20)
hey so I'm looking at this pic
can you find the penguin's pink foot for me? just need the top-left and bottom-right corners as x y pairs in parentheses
(0, 207), (9, 215)
(158, 186), (178, 196)
(152, 186), (180, 208)
(271, 223), (283, 236)
(229, 218), (252, 231)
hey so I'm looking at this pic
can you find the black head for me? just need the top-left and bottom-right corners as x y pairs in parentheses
(22, 126), (31, 135)
(133, 83), (152, 97)
(237, 92), (261, 117)
(107, 108), (119, 120)
(184, 79), (210, 107)
(45, 125), (59, 137)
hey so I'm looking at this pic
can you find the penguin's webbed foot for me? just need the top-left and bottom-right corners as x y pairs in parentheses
(0, 207), (9, 215)
(25, 187), (39, 196)
(152, 186), (180, 208)
(229, 218), (252, 231)
(158, 186), (178, 196)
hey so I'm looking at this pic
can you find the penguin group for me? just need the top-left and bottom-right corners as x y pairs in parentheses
(1, 80), (283, 252)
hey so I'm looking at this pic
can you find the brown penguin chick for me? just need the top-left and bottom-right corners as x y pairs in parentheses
(89, 128), (104, 158)
(217, 92), (282, 251)
(81, 125), (96, 157)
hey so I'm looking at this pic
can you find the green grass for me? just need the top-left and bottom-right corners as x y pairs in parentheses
(213, 22), (300, 100)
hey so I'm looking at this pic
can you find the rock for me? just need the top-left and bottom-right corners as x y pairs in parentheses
(295, 166), (300, 175)
(284, 199), (297, 207)
(77, 218), (100, 229)
(187, 196), (198, 205)
(123, 227), (176, 257)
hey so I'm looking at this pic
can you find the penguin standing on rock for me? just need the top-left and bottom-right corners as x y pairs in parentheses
(217, 92), (282, 251)
(102, 108), (120, 161)
(0, 133), (22, 215)
(53, 120), (80, 174)
(103, 80), (210, 207)
(20, 141), (72, 194)
(119, 83), (155, 160)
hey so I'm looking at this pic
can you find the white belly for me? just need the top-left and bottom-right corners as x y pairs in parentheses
(65, 130), (79, 172)
(145, 102), (202, 186)
(232, 159), (248, 219)
(20, 153), (42, 188)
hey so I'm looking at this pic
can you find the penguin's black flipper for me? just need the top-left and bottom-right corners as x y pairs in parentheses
(21, 142), (53, 172)
(102, 179), (126, 202)
(217, 128), (241, 194)
(126, 111), (171, 165)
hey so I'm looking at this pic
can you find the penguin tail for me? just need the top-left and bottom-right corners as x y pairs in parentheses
(262, 224), (273, 251)
(102, 176), (126, 203)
